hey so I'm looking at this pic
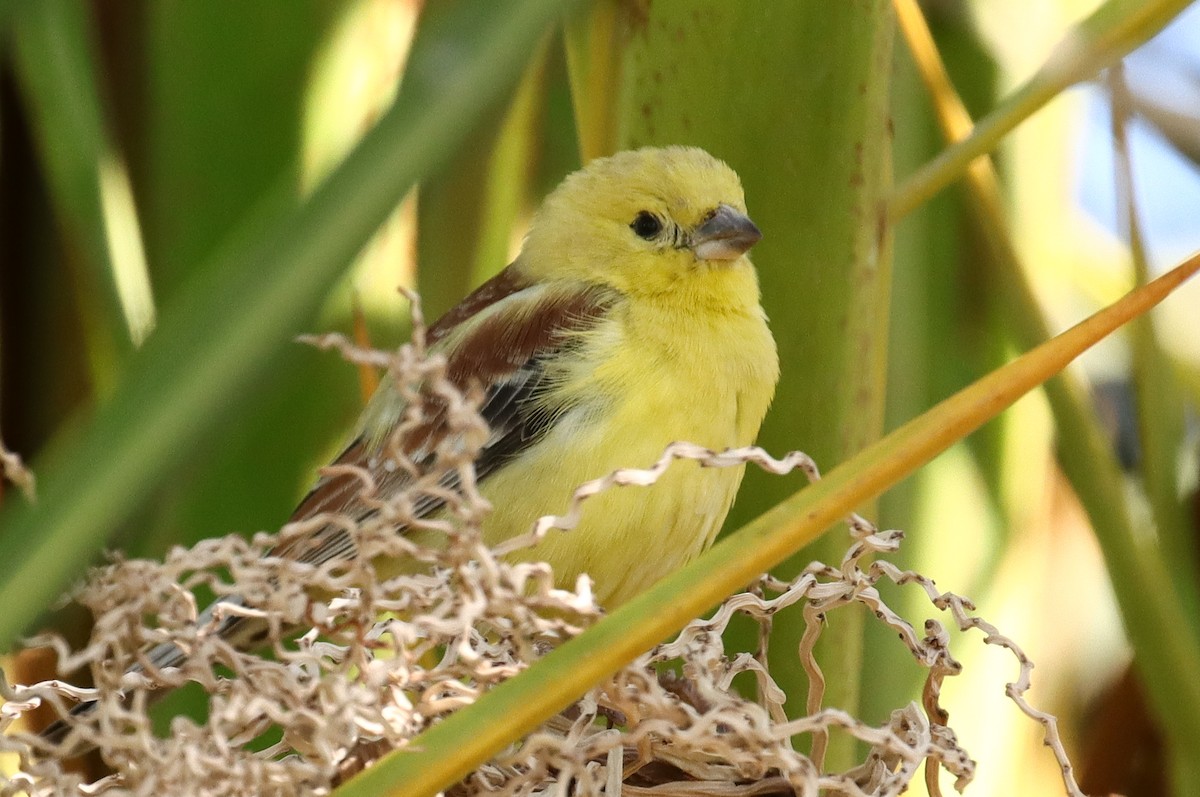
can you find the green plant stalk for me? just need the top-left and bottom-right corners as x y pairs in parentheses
(416, 119), (502, 320)
(417, 16), (550, 318)
(418, 32), (546, 318)
(894, 1), (1200, 786)
(1109, 68), (1200, 623)
(890, 0), (1196, 220)
(563, 0), (623, 161)
(529, 38), (583, 198)
(469, 42), (547, 288)
(872, 12), (998, 726)
(415, 45), (542, 319)
(9, 0), (155, 391)
(0, 0), (583, 653)
(600, 1), (894, 770)
(334, 250), (1200, 797)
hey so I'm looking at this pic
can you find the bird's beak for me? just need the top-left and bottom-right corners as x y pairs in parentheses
(690, 204), (762, 262)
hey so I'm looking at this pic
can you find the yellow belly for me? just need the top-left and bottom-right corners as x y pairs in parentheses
(479, 409), (745, 607)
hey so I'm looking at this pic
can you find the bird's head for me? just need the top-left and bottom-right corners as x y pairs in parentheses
(518, 147), (762, 299)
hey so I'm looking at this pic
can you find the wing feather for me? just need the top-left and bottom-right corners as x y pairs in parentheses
(280, 269), (617, 566)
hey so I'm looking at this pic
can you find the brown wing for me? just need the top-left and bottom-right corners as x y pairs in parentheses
(280, 268), (617, 567)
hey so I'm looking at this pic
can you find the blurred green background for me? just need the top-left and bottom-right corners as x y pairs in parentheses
(2, 1), (1200, 794)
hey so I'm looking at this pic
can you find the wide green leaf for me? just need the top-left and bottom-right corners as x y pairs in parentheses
(0, 0), (582, 652)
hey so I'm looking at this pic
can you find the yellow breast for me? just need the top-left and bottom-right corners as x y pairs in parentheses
(479, 268), (778, 606)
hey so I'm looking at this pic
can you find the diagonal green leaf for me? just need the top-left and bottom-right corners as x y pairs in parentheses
(0, 0), (584, 653)
(332, 247), (1200, 797)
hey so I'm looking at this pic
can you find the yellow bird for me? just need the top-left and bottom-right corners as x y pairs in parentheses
(47, 145), (778, 745)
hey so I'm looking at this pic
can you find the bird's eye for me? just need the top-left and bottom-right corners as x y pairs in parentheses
(630, 211), (663, 240)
